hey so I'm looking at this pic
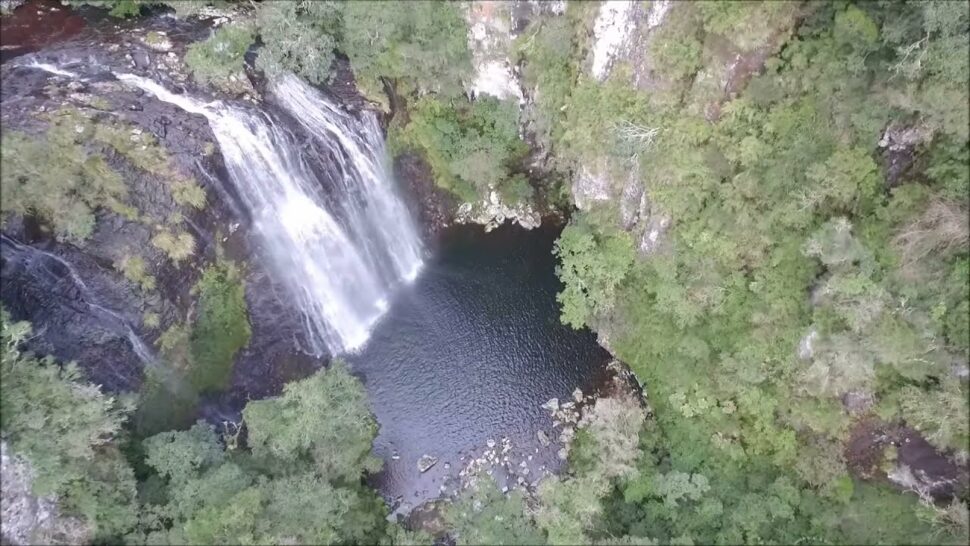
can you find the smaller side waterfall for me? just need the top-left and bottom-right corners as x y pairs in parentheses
(0, 235), (155, 365)
(113, 73), (423, 355)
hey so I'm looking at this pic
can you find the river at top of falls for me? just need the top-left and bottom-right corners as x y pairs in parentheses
(113, 72), (423, 355)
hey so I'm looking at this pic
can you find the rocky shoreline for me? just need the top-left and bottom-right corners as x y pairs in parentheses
(396, 359), (644, 537)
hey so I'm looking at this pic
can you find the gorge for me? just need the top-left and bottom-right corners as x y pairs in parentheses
(1, 0), (616, 532)
(1, 1), (968, 545)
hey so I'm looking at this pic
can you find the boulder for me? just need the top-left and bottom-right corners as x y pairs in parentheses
(572, 388), (584, 403)
(541, 397), (559, 413)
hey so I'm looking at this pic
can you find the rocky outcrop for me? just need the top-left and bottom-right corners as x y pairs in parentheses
(878, 120), (934, 187)
(0, 442), (91, 545)
(590, 0), (640, 81)
(567, 1), (800, 258)
(846, 421), (968, 502)
(464, 0), (566, 102)
(571, 160), (670, 256)
(465, 1), (522, 102)
(455, 190), (541, 232)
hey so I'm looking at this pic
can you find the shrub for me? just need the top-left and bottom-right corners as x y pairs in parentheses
(554, 216), (635, 329)
(444, 475), (546, 546)
(151, 229), (195, 264)
(898, 378), (969, 452)
(139, 362), (390, 544)
(498, 174), (535, 206)
(185, 24), (255, 88)
(515, 16), (579, 150)
(340, 0), (471, 98)
(243, 359), (378, 481)
(187, 261), (250, 392)
(254, 0), (340, 85)
(393, 96), (528, 203)
(68, 0), (145, 18)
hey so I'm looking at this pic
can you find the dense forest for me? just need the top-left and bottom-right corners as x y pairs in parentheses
(1, 1), (968, 545)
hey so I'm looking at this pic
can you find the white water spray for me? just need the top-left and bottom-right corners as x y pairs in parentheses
(114, 73), (423, 355)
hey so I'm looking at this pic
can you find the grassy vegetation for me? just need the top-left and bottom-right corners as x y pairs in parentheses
(0, 107), (205, 268)
(0, 117), (127, 242)
(150, 229), (195, 264)
(152, 260), (250, 393)
(114, 254), (157, 292)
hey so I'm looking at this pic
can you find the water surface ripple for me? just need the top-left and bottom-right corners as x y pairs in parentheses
(349, 223), (611, 507)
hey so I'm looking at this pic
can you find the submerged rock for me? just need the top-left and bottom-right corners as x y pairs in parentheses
(537, 430), (551, 447)
(541, 397), (559, 413)
(417, 454), (438, 473)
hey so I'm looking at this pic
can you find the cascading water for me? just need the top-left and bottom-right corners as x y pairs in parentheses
(271, 75), (423, 285)
(113, 73), (423, 355)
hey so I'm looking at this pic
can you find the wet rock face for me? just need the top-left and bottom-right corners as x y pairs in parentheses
(1, 234), (149, 391)
(846, 420), (969, 502)
(0, 11), (320, 400)
(0, 18), (229, 392)
(393, 152), (456, 237)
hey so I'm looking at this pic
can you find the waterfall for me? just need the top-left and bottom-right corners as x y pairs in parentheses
(271, 75), (423, 285)
(114, 73), (423, 355)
